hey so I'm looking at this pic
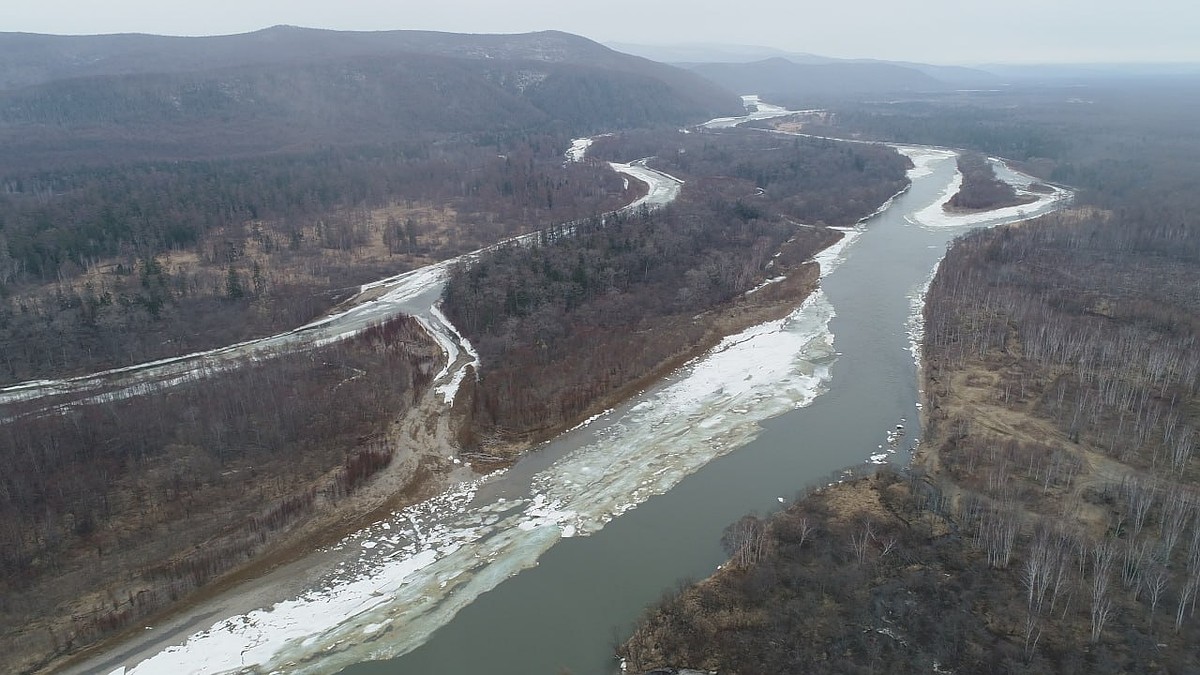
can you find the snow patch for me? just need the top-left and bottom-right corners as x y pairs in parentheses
(564, 137), (593, 163)
(910, 155), (1072, 230)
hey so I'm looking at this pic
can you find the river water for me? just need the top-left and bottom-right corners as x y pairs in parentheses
(113, 119), (1068, 674)
(330, 149), (1067, 672)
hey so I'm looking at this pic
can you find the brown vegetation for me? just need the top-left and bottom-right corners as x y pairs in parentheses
(0, 138), (634, 384)
(620, 82), (1200, 674)
(444, 130), (909, 448)
(622, 202), (1200, 671)
(0, 316), (442, 674)
(946, 152), (1034, 211)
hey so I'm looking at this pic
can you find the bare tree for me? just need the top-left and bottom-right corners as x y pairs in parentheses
(794, 516), (814, 549)
(1176, 576), (1199, 632)
(1143, 565), (1170, 629)
(1187, 514), (1200, 572)
(850, 520), (875, 566)
(1090, 540), (1117, 643)
(878, 534), (899, 557)
(1022, 610), (1042, 663)
(1171, 427), (1195, 474)
(982, 506), (1020, 569)
(1124, 475), (1156, 539)
(1122, 538), (1151, 593)
(1158, 485), (1193, 562)
(1049, 527), (1077, 615)
(723, 515), (770, 569)
(1024, 531), (1053, 615)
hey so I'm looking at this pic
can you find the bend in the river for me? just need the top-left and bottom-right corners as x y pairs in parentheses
(83, 99), (1072, 675)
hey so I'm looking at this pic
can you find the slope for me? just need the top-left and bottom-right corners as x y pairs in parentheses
(684, 57), (949, 100)
(0, 27), (740, 168)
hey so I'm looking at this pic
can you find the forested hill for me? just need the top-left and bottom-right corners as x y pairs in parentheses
(0, 28), (740, 382)
(0, 27), (741, 167)
(0, 27), (715, 90)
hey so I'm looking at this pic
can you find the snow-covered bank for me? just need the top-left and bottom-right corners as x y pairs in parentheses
(610, 159), (684, 211)
(703, 95), (821, 130)
(427, 305), (479, 405)
(911, 156), (1071, 229)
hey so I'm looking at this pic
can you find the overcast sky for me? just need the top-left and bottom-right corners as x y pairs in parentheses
(5, 0), (1198, 64)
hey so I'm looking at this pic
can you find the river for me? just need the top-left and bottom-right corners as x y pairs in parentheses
(108, 107), (1069, 675)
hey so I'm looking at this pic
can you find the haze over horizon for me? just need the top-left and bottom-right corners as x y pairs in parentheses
(6, 0), (1199, 65)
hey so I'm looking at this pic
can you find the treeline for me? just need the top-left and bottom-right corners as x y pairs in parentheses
(443, 131), (909, 444)
(926, 211), (1200, 468)
(811, 81), (1200, 211)
(0, 137), (632, 384)
(622, 464), (1200, 674)
(444, 187), (829, 442)
(801, 95), (1073, 162)
(0, 135), (622, 283)
(0, 316), (439, 673)
(912, 205), (1200, 672)
(947, 152), (1027, 210)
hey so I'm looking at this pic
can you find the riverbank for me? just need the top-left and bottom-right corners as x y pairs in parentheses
(621, 198), (1200, 674)
(62, 104), (950, 675)
(615, 144), (1094, 674)
(52, 368), (469, 675)
(59, 228), (845, 675)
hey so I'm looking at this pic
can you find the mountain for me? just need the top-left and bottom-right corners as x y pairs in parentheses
(979, 62), (1200, 82)
(610, 42), (999, 89)
(605, 41), (834, 66)
(0, 27), (741, 167)
(0, 26), (733, 93)
(682, 57), (948, 100)
(856, 60), (1001, 87)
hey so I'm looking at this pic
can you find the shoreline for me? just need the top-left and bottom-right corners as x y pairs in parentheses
(58, 229), (843, 675)
(52, 117), (1016, 674)
(941, 192), (1038, 215)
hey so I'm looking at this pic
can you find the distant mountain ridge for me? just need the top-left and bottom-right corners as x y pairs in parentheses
(0, 27), (741, 167)
(608, 41), (1001, 95)
(682, 57), (946, 100)
(605, 41), (837, 66)
(0, 27), (718, 90)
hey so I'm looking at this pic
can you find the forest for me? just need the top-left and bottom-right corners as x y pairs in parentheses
(0, 316), (441, 674)
(622, 80), (1200, 673)
(0, 27), (740, 386)
(0, 29), (741, 672)
(442, 129), (909, 446)
(946, 152), (1032, 211)
(0, 136), (634, 383)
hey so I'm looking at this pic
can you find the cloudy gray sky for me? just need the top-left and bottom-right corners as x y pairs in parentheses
(6, 0), (1198, 64)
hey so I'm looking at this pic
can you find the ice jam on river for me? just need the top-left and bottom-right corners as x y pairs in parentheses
(102, 103), (1070, 675)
